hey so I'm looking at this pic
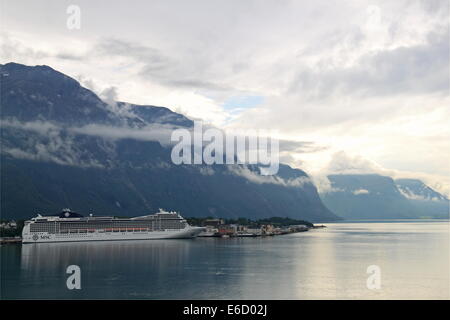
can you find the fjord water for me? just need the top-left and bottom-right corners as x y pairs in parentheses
(1, 220), (448, 299)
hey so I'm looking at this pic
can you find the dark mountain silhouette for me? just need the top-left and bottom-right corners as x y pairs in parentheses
(0, 62), (338, 222)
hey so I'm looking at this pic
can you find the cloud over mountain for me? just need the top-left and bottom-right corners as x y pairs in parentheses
(1, 0), (448, 197)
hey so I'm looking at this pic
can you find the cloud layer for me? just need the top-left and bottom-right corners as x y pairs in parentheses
(1, 0), (448, 194)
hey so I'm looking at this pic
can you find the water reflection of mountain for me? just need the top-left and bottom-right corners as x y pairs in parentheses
(19, 240), (195, 299)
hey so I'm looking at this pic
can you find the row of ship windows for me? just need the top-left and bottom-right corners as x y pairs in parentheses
(56, 224), (184, 228)
(30, 227), (185, 233)
(60, 229), (152, 233)
(33, 219), (182, 225)
(34, 229), (151, 234)
(30, 224), (185, 232)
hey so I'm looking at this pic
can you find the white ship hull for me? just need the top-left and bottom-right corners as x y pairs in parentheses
(23, 226), (204, 244)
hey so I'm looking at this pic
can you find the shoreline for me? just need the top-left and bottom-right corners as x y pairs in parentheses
(0, 226), (324, 244)
(0, 237), (22, 244)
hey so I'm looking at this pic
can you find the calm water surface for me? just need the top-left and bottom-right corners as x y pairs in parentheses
(1, 220), (449, 299)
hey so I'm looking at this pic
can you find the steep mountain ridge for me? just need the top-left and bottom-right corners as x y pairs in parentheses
(0, 62), (338, 222)
(320, 174), (448, 219)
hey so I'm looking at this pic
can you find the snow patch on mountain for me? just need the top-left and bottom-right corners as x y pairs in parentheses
(352, 188), (369, 195)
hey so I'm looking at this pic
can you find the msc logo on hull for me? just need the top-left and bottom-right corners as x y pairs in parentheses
(32, 234), (51, 241)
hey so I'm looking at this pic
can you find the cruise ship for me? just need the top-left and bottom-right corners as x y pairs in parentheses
(22, 209), (205, 243)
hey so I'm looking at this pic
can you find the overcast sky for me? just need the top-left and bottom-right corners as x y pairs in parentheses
(1, 0), (449, 194)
